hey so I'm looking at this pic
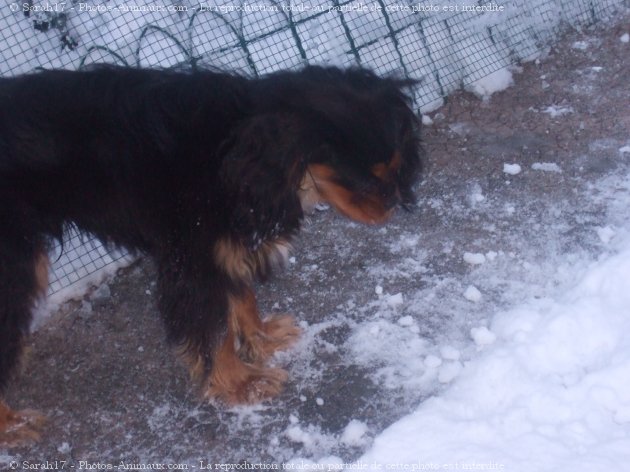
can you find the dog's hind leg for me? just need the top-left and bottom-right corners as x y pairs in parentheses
(0, 240), (48, 446)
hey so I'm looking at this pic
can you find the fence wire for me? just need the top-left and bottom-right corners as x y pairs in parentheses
(0, 0), (627, 295)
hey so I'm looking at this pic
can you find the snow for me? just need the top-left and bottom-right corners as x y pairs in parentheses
(386, 292), (404, 307)
(532, 162), (562, 172)
(596, 226), (616, 244)
(470, 326), (497, 346)
(621, 33), (629, 43)
(437, 361), (463, 384)
(340, 420), (369, 447)
(424, 355), (442, 369)
(440, 346), (461, 361)
(503, 163), (522, 175)
(466, 68), (514, 99)
(464, 285), (482, 302)
(542, 105), (574, 117)
(288, 158), (630, 468)
(292, 161), (630, 467)
(463, 252), (486, 265)
(360, 232), (630, 470)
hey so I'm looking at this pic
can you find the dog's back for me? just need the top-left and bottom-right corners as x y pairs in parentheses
(0, 67), (249, 250)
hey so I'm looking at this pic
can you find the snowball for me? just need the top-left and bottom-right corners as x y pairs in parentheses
(316, 398), (324, 406)
(424, 355), (443, 368)
(503, 163), (522, 175)
(421, 115), (433, 126)
(387, 293), (404, 307)
(464, 285), (482, 302)
(464, 252), (486, 265)
(619, 146), (630, 154)
(341, 419), (369, 446)
(397, 315), (414, 327)
(596, 226), (616, 244)
(471, 327), (497, 346)
(621, 33), (629, 43)
(375, 285), (383, 295)
(285, 426), (313, 447)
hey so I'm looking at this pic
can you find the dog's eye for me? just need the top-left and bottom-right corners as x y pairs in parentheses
(371, 152), (402, 181)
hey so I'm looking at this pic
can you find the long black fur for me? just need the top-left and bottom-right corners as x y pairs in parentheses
(0, 65), (421, 394)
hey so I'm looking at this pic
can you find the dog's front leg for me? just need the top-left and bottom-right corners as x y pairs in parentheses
(156, 256), (299, 404)
(205, 285), (301, 404)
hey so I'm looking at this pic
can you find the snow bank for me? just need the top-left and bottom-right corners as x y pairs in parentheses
(360, 233), (630, 470)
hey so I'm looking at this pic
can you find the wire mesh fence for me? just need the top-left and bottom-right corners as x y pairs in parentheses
(1, 0), (627, 296)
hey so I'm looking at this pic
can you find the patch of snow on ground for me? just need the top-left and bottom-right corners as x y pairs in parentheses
(292, 153), (630, 465)
(532, 162), (562, 172)
(347, 319), (432, 390)
(542, 105), (574, 117)
(360, 225), (630, 470)
(466, 68), (514, 98)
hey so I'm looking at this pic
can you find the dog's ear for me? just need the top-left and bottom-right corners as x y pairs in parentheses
(219, 114), (307, 248)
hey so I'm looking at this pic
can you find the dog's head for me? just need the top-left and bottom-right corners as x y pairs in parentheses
(220, 66), (422, 246)
(289, 67), (422, 224)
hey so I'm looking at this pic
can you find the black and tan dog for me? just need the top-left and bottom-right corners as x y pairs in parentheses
(0, 65), (421, 445)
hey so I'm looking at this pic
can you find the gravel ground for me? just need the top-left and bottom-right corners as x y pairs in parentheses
(3, 17), (630, 466)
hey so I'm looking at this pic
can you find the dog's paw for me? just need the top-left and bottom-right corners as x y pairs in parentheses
(205, 363), (288, 405)
(0, 404), (46, 447)
(260, 314), (302, 356)
(235, 314), (301, 364)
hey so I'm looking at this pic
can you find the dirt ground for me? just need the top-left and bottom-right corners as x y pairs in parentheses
(2, 17), (630, 466)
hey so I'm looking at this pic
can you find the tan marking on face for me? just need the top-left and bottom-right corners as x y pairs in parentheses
(298, 170), (323, 213)
(306, 163), (393, 225)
